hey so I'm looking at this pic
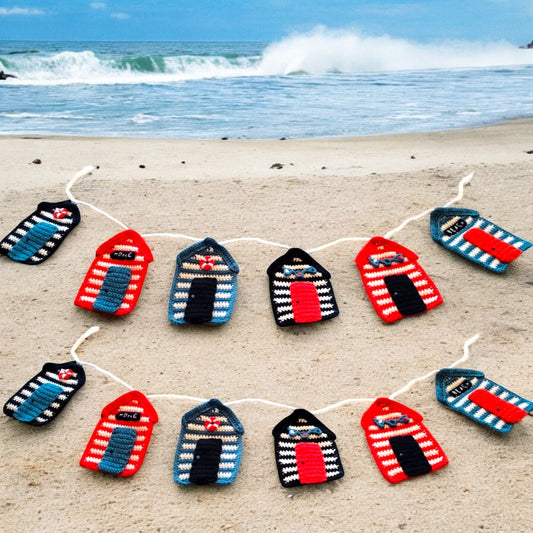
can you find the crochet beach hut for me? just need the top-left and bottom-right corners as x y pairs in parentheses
(355, 236), (443, 323)
(272, 409), (344, 488)
(74, 229), (153, 316)
(435, 368), (533, 433)
(168, 237), (239, 325)
(0, 199), (81, 264)
(80, 390), (158, 477)
(361, 398), (448, 484)
(430, 207), (531, 273)
(174, 399), (244, 485)
(267, 248), (339, 327)
(3, 361), (86, 425)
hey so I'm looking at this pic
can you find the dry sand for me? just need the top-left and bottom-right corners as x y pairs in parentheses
(1, 119), (532, 532)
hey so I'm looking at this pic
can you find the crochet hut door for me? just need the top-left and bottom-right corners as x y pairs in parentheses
(290, 282), (322, 323)
(294, 442), (327, 484)
(189, 439), (223, 484)
(183, 277), (218, 324)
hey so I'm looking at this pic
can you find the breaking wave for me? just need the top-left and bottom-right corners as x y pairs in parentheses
(1, 28), (532, 85)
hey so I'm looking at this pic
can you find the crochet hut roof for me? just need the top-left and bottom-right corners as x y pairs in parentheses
(181, 398), (244, 433)
(176, 237), (239, 273)
(267, 248), (331, 278)
(272, 408), (336, 439)
(101, 390), (158, 422)
(95, 229), (153, 262)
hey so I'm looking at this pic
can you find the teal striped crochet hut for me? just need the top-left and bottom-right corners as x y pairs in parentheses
(174, 399), (244, 485)
(168, 237), (239, 325)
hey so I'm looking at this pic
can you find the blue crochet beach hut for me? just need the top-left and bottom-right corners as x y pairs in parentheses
(430, 207), (531, 273)
(168, 238), (239, 325)
(435, 368), (533, 433)
(174, 399), (244, 485)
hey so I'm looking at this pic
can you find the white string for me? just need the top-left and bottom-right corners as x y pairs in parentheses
(64, 167), (473, 252)
(68, 327), (480, 412)
(70, 326), (135, 391)
(388, 333), (480, 400)
(383, 172), (473, 239)
(65, 166), (130, 230)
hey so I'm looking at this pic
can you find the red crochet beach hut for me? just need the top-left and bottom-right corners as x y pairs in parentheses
(361, 397), (448, 484)
(80, 390), (158, 477)
(355, 236), (443, 322)
(74, 229), (153, 316)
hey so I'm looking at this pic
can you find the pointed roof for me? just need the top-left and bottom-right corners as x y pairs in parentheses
(435, 368), (485, 402)
(429, 207), (479, 242)
(360, 397), (423, 428)
(176, 237), (239, 274)
(95, 229), (153, 262)
(355, 236), (418, 268)
(267, 248), (331, 278)
(272, 408), (336, 439)
(181, 398), (244, 434)
(42, 361), (86, 386)
(100, 390), (158, 423)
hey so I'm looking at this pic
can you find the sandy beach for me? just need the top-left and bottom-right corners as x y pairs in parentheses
(1, 119), (532, 532)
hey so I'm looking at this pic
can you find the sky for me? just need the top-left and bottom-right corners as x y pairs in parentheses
(0, 1), (532, 44)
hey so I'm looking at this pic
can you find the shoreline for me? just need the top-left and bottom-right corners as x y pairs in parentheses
(1, 117), (532, 192)
(1, 117), (532, 532)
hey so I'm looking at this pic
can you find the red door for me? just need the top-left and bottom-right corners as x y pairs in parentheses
(295, 442), (327, 484)
(290, 282), (322, 323)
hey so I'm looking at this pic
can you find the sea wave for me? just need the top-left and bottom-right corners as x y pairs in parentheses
(1, 29), (532, 85)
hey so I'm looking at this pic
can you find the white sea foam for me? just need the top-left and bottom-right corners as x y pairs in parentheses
(259, 27), (533, 75)
(3, 29), (532, 86)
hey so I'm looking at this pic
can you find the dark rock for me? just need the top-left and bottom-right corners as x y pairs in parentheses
(410, 155), (416, 159)
(32, 158), (41, 164)
(270, 163), (284, 169)
(181, 161), (186, 164)
(139, 164), (145, 168)
(221, 137), (228, 140)
(279, 137), (286, 140)
(525, 150), (533, 154)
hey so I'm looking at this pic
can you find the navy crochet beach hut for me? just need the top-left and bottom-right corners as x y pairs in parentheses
(168, 238), (239, 325)
(272, 409), (344, 487)
(267, 248), (339, 326)
(174, 399), (244, 485)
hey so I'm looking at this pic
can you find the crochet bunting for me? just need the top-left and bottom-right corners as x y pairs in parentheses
(168, 238), (239, 325)
(435, 368), (533, 433)
(80, 390), (158, 477)
(355, 236), (443, 322)
(0, 200), (81, 264)
(3, 361), (86, 425)
(174, 399), (244, 485)
(267, 248), (339, 326)
(272, 409), (344, 487)
(361, 398), (448, 483)
(74, 229), (153, 315)
(430, 207), (531, 272)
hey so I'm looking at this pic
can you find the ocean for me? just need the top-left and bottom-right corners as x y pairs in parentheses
(1, 32), (532, 139)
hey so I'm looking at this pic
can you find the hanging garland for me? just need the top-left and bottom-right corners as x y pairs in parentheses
(1, 166), (532, 488)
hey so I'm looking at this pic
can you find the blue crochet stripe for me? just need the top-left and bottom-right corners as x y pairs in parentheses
(430, 208), (531, 273)
(436, 369), (533, 433)
(174, 399), (244, 485)
(8, 221), (58, 262)
(98, 426), (137, 474)
(13, 382), (63, 423)
(93, 266), (132, 313)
